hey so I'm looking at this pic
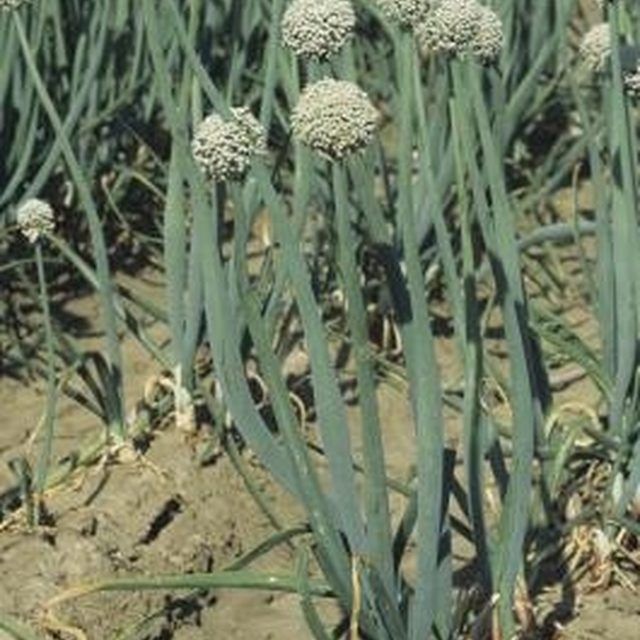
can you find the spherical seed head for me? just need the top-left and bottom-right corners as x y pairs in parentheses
(16, 198), (54, 243)
(374, 0), (431, 28)
(281, 0), (355, 60)
(291, 79), (379, 161)
(0, 0), (28, 10)
(415, 0), (483, 58)
(624, 65), (640, 97)
(191, 107), (266, 183)
(579, 23), (611, 73)
(471, 6), (503, 64)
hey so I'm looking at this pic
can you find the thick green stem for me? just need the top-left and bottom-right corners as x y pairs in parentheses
(332, 163), (395, 598)
(450, 98), (491, 593)
(394, 32), (445, 640)
(463, 62), (540, 635)
(33, 241), (57, 518)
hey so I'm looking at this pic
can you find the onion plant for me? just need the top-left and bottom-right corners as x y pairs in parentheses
(572, 1), (640, 533)
(14, 199), (57, 523)
(132, 1), (547, 637)
(4, 1), (640, 639)
(4, 3), (126, 438)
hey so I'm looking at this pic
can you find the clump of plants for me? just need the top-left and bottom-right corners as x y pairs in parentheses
(1, 0), (640, 639)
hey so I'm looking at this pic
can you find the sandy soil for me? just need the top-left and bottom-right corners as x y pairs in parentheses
(2, 362), (638, 639)
(0, 307), (315, 638)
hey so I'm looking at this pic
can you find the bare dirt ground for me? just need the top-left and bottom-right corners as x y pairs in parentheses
(2, 333), (638, 638)
(2, 351), (638, 638)
(0, 283), (318, 639)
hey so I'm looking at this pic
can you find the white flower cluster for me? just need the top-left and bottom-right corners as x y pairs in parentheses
(579, 23), (611, 73)
(16, 198), (54, 243)
(415, 0), (503, 64)
(579, 22), (640, 98)
(623, 64), (640, 97)
(471, 5), (504, 64)
(291, 78), (379, 161)
(281, 0), (356, 59)
(0, 0), (28, 10)
(191, 107), (266, 183)
(374, 0), (431, 28)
